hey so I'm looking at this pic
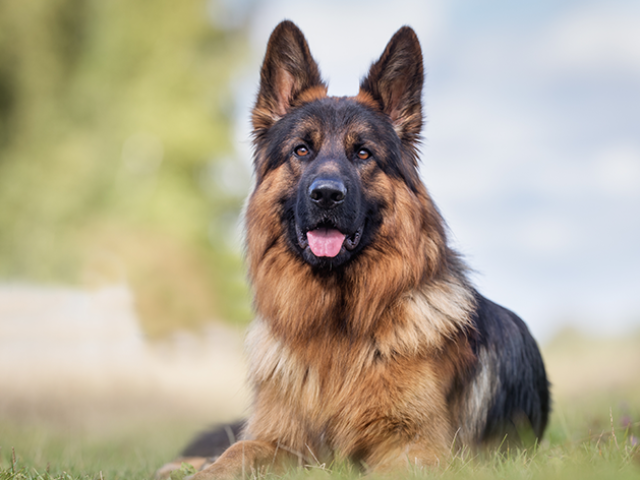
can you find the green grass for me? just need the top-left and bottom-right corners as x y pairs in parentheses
(0, 417), (195, 480)
(2, 332), (640, 479)
(2, 401), (638, 480)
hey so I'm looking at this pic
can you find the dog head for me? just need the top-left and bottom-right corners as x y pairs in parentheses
(248, 20), (429, 271)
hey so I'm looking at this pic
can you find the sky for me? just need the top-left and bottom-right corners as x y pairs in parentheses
(223, 0), (640, 342)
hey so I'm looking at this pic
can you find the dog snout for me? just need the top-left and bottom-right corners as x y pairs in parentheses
(308, 178), (347, 209)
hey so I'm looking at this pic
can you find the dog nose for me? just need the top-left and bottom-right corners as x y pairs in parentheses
(309, 178), (347, 209)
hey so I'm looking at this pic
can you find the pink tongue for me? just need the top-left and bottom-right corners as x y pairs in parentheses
(306, 228), (346, 258)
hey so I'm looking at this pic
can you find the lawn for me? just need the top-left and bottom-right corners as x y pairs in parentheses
(1, 330), (639, 479)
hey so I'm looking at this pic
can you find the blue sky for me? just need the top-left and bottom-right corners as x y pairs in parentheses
(226, 0), (640, 341)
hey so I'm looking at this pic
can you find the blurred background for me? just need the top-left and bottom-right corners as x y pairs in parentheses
(0, 0), (638, 475)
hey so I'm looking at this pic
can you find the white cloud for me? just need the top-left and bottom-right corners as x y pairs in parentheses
(536, 5), (640, 76)
(517, 216), (575, 255)
(592, 144), (640, 198)
(235, 0), (640, 340)
(249, 0), (446, 96)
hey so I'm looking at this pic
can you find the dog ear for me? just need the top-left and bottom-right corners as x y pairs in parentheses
(359, 27), (424, 147)
(252, 21), (326, 134)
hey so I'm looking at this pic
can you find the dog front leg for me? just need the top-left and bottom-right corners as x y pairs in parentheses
(365, 438), (450, 475)
(189, 440), (297, 480)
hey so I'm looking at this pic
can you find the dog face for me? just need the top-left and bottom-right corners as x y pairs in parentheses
(272, 98), (394, 269)
(249, 21), (426, 270)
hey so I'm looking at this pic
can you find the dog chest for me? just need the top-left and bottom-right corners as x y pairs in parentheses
(245, 318), (451, 455)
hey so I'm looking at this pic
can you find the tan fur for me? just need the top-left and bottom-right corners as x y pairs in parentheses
(188, 22), (480, 479)
(188, 135), (477, 479)
(245, 164), (461, 340)
(157, 23), (550, 480)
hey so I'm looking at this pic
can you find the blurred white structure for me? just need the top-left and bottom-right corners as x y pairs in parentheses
(0, 285), (143, 371)
(0, 285), (248, 417)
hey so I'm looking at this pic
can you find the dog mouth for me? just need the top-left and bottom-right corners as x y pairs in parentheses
(295, 222), (363, 258)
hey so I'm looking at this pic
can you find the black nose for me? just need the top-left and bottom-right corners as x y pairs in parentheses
(308, 178), (347, 209)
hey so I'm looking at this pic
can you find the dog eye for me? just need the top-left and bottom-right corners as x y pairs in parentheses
(294, 145), (310, 157)
(356, 149), (371, 160)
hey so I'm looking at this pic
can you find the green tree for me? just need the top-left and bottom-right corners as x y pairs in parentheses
(0, 0), (252, 336)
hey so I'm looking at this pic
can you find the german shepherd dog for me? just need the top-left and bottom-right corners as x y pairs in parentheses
(158, 20), (550, 479)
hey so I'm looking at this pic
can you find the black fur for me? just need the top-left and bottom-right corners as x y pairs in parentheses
(259, 99), (411, 188)
(472, 294), (550, 441)
(181, 421), (245, 459)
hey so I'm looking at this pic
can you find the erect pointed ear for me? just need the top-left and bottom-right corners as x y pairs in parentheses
(359, 27), (424, 146)
(252, 21), (327, 134)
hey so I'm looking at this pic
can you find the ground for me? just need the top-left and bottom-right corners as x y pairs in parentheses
(1, 324), (639, 480)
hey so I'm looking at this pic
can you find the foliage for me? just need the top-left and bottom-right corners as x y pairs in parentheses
(0, 0), (253, 334)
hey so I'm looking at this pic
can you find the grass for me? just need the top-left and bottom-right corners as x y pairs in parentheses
(1, 404), (638, 480)
(0, 413), (198, 480)
(1, 330), (639, 479)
